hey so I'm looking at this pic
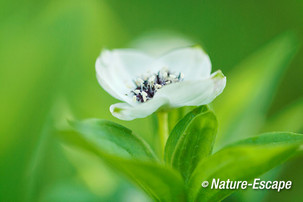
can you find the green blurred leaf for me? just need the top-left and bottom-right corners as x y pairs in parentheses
(188, 132), (303, 201)
(165, 106), (217, 181)
(59, 126), (186, 202)
(214, 33), (299, 149)
(40, 180), (101, 202)
(70, 119), (157, 161)
(237, 98), (303, 201)
(107, 158), (186, 202)
(262, 97), (303, 133)
(229, 132), (303, 146)
(0, 0), (130, 200)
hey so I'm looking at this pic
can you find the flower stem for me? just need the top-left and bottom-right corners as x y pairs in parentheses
(157, 111), (169, 157)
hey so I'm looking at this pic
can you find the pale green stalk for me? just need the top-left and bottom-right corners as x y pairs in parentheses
(157, 111), (169, 157)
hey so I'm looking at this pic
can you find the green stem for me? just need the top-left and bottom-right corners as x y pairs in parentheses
(157, 111), (169, 157)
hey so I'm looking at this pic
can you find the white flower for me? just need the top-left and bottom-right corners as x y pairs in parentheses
(96, 46), (226, 120)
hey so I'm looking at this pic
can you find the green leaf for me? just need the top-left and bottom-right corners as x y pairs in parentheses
(59, 129), (186, 202)
(238, 99), (303, 201)
(188, 132), (303, 202)
(229, 132), (303, 146)
(165, 106), (209, 162)
(70, 119), (157, 161)
(165, 106), (218, 181)
(168, 106), (196, 132)
(108, 158), (186, 202)
(214, 32), (299, 149)
(262, 97), (303, 133)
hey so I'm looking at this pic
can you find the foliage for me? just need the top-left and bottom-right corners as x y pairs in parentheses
(61, 109), (303, 201)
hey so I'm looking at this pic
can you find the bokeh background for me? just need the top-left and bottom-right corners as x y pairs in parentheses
(1, 0), (303, 201)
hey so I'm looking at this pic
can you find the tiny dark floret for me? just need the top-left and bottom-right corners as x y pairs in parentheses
(131, 69), (184, 103)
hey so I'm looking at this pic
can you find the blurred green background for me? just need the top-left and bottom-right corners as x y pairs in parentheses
(1, 0), (303, 201)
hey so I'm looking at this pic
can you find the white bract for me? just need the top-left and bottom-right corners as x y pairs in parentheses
(96, 46), (226, 120)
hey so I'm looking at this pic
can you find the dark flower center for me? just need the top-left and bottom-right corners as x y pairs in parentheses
(131, 68), (184, 103)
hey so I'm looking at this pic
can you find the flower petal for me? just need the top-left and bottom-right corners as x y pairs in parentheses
(110, 97), (169, 121)
(110, 71), (226, 120)
(152, 46), (211, 80)
(96, 49), (154, 102)
(155, 70), (226, 107)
